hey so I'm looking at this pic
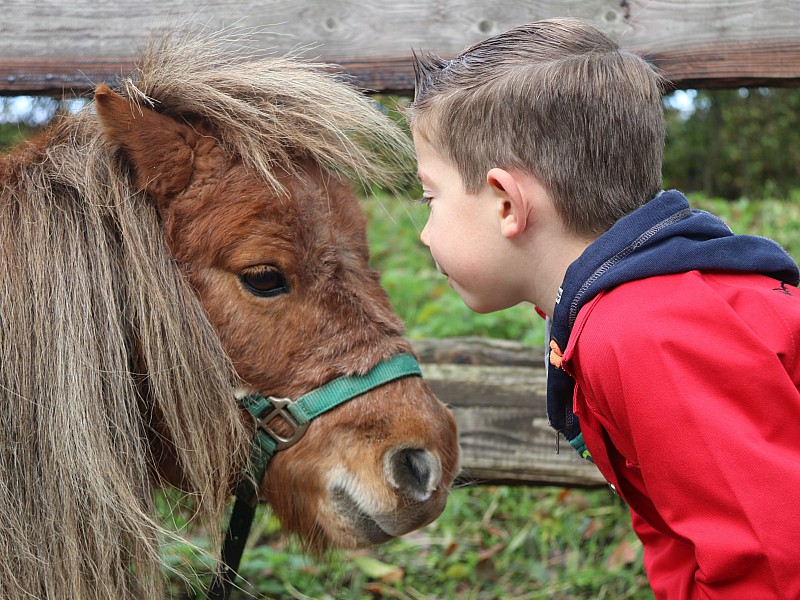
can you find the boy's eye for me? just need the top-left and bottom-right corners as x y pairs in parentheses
(417, 195), (433, 206)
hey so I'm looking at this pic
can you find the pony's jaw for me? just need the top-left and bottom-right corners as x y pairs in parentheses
(260, 378), (459, 551)
(326, 455), (448, 545)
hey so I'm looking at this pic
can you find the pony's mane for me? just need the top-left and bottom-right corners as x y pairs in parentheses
(0, 29), (412, 599)
(124, 28), (414, 193)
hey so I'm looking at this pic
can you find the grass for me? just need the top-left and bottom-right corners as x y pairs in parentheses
(160, 190), (800, 599)
(162, 486), (650, 600)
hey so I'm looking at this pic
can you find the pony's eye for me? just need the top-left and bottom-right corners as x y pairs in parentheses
(239, 265), (290, 297)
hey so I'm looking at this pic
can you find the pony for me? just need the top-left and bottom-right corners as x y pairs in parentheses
(0, 30), (459, 599)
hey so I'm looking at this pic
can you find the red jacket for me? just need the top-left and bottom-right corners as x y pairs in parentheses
(561, 270), (800, 598)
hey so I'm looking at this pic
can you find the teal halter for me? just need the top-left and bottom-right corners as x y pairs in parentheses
(210, 352), (425, 600)
(236, 352), (423, 505)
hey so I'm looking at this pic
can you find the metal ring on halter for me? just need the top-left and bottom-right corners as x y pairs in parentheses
(255, 396), (310, 451)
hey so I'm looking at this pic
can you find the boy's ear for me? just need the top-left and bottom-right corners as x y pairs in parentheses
(486, 168), (529, 239)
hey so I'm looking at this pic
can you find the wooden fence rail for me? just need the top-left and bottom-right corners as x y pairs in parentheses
(413, 338), (606, 488)
(3, 1), (800, 96)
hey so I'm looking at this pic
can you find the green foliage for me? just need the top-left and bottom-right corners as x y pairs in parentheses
(0, 122), (38, 151)
(663, 88), (800, 200)
(0, 96), (87, 151)
(354, 486), (650, 600)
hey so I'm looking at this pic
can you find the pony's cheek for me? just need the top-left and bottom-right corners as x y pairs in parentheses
(257, 381), (459, 551)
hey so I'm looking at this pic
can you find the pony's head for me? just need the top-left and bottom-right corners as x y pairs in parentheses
(92, 41), (459, 551)
(0, 31), (458, 599)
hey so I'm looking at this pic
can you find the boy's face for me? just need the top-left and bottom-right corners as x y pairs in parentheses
(414, 133), (520, 314)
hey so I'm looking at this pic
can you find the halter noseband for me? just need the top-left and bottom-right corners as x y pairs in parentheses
(208, 352), (423, 600)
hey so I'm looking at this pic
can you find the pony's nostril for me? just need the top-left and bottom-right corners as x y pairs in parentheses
(388, 448), (439, 502)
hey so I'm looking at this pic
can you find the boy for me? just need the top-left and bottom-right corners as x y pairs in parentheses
(409, 18), (800, 599)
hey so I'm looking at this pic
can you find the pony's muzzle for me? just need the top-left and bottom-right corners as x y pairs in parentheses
(384, 447), (441, 503)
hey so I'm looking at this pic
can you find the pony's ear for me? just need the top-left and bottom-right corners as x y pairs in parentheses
(94, 83), (197, 200)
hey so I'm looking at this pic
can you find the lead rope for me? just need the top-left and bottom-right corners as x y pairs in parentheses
(206, 494), (257, 600)
(206, 353), (423, 599)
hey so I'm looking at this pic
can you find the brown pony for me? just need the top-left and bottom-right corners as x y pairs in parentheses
(0, 31), (459, 599)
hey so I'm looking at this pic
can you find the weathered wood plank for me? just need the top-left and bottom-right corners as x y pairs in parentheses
(412, 338), (607, 488)
(2, 0), (800, 95)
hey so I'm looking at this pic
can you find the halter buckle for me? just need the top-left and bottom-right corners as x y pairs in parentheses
(256, 397), (309, 450)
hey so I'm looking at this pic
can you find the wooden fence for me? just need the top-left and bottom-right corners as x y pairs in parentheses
(3, 1), (800, 96)
(414, 338), (606, 487)
(3, 0), (799, 486)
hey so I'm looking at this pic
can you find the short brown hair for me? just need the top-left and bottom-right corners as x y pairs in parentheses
(410, 18), (666, 237)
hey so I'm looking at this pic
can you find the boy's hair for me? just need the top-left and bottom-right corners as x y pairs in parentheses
(410, 18), (666, 237)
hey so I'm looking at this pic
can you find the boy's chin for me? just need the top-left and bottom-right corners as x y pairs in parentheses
(459, 291), (515, 315)
(448, 278), (518, 314)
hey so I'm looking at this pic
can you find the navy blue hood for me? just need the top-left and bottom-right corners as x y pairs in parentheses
(547, 190), (800, 457)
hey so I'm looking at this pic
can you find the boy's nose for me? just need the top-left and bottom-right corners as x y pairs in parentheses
(420, 220), (431, 247)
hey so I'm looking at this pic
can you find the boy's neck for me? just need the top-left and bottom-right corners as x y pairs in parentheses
(523, 232), (594, 318)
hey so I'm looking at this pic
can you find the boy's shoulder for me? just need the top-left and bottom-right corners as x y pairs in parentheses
(563, 270), (800, 431)
(570, 269), (800, 358)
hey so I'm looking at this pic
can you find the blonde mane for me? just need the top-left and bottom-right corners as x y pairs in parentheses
(125, 29), (412, 193)
(0, 29), (412, 599)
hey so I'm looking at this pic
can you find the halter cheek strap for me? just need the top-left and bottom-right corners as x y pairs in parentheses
(208, 352), (423, 600)
(237, 352), (422, 505)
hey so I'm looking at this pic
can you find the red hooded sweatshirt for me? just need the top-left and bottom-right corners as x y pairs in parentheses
(547, 191), (800, 598)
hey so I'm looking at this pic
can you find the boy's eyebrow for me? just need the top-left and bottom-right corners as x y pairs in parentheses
(416, 170), (429, 183)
